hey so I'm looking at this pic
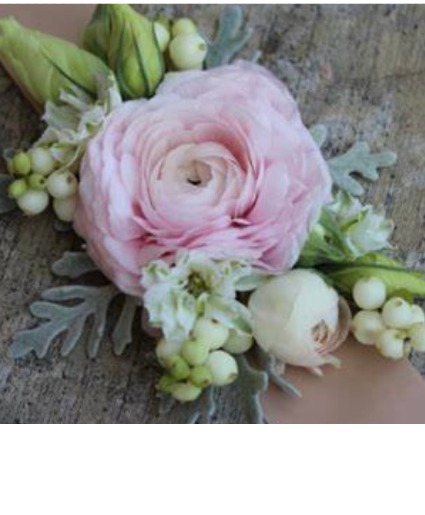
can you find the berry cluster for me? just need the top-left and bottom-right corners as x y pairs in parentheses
(6, 148), (78, 220)
(156, 317), (253, 402)
(154, 17), (208, 71)
(351, 277), (425, 359)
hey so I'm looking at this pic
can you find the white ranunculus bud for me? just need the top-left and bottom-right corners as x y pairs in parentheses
(248, 270), (351, 370)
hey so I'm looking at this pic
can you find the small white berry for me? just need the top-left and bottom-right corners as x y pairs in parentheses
(154, 21), (170, 52)
(47, 171), (78, 199)
(181, 339), (209, 366)
(223, 331), (254, 354)
(206, 351), (238, 386)
(382, 297), (413, 329)
(53, 195), (78, 222)
(193, 318), (229, 350)
(410, 305), (425, 326)
(171, 382), (202, 403)
(155, 338), (182, 366)
(351, 310), (385, 345)
(376, 329), (406, 360)
(352, 277), (386, 310)
(17, 189), (49, 215)
(169, 33), (208, 70)
(29, 147), (55, 176)
(408, 323), (425, 352)
(171, 18), (197, 37)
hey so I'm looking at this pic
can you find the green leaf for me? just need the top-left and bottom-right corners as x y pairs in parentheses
(320, 253), (425, 299)
(205, 6), (253, 68)
(327, 142), (397, 196)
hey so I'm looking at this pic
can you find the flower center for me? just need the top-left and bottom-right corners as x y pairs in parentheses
(184, 161), (212, 187)
(187, 271), (210, 297)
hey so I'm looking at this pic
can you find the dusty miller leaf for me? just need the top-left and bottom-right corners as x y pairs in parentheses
(0, 174), (16, 214)
(234, 355), (268, 424)
(157, 387), (217, 424)
(310, 124), (328, 148)
(8, 284), (120, 359)
(205, 5), (253, 68)
(112, 295), (139, 355)
(255, 346), (301, 399)
(51, 251), (98, 278)
(8, 251), (140, 359)
(327, 142), (397, 196)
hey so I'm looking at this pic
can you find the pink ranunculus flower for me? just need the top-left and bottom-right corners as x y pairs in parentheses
(73, 61), (331, 296)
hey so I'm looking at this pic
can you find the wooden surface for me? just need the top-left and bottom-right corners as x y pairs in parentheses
(1, 5), (425, 423)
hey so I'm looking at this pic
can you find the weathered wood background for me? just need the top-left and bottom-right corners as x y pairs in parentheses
(1, 4), (425, 423)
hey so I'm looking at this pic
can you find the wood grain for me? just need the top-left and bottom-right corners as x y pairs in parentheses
(1, 5), (425, 423)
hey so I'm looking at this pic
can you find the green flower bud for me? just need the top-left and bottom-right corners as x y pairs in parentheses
(28, 173), (47, 191)
(8, 178), (27, 199)
(171, 382), (202, 403)
(181, 339), (209, 366)
(171, 18), (198, 37)
(156, 374), (178, 394)
(29, 147), (55, 176)
(0, 17), (111, 111)
(163, 355), (191, 381)
(83, 5), (164, 99)
(12, 151), (31, 176)
(189, 366), (212, 388)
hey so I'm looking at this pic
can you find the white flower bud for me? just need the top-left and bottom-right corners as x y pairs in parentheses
(222, 331), (254, 354)
(53, 195), (78, 222)
(352, 277), (386, 310)
(351, 310), (385, 345)
(382, 297), (413, 329)
(376, 329), (405, 360)
(206, 351), (238, 386)
(29, 147), (55, 176)
(17, 189), (49, 215)
(47, 171), (78, 199)
(193, 318), (229, 350)
(169, 34), (207, 70)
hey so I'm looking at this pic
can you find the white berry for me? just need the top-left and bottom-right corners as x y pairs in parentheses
(47, 171), (78, 199)
(17, 189), (49, 215)
(171, 382), (202, 403)
(223, 331), (254, 354)
(382, 297), (413, 329)
(410, 305), (425, 326)
(193, 318), (229, 350)
(53, 195), (78, 222)
(352, 277), (386, 310)
(206, 351), (238, 386)
(351, 310), (385, 345)
(155, 338), (182, 366)
(29, 147), (55, 176)
(171, 18), (197, 37)
(376, 329), (405, 360)
(408, 323), (425, 352)
(154, 22), (170, 52)
(169, 33), (208, 70)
